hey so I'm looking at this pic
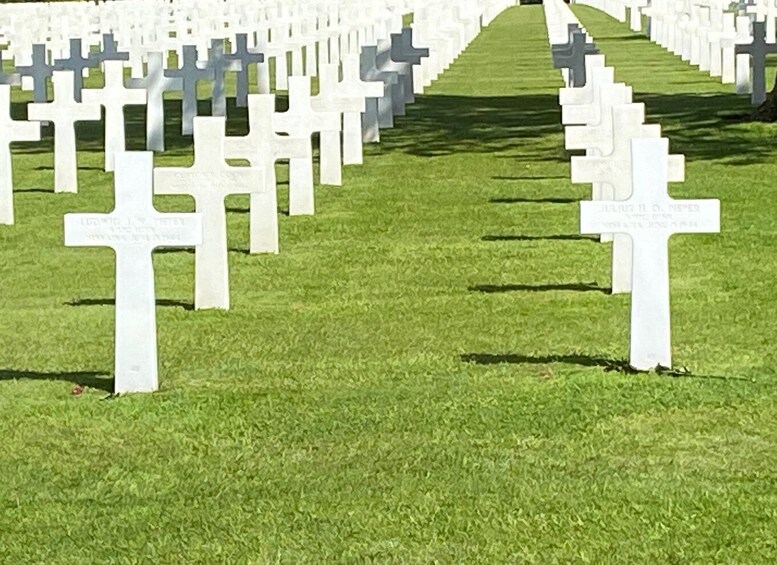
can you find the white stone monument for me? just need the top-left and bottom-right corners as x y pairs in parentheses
(580, 138), (720, 370)
(570, 104), (686, 293)
(28, 71), (101, 193)
(224, 94), (308, 254)
(64, 151), (202, 393)
(311, 63), (365, 186)
(82, 60), (147, 171)
(199, 39), (241, 117)
(273, 76), (339, 216)
(166, 45), (214, 136)
(154, 117), (264, 310)
(128, 52), (183, 152)
(227, 33), (264, 108)
(53, 38), (99, 103)
(0, 84), (40, 224)
(17, 44), (54, 103)
(735, 20), (777, 104)
(340, 53), (383, 159)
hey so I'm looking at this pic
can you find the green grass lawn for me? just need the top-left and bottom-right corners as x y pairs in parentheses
(1, 5), (777, 562)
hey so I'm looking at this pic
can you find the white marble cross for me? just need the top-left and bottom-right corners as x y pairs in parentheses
(376, 38), (409, 118)
(53, 38), (99, 103)
(89, 33), (130, 66)
(82, 60), (147, 172)
(199, 39), (241, 117)
(552, 29), (597, 87)
(273, 76), (340, 216)
(340, 53), (383, 161)
(28, 71), (101, 193)
(735, 20), (777, 104)
(569, 104), (686, 293)
(166, 45), (214, 135)
(561, 66), (618, 126)
(564, 76), (630, 244)
(16, 44), (54, 103)
(361, 45), (398, 132)
(154, 117), (264, 310)
(580, 138), (720, 370)
(558, 55), (606, 110)
(0, 85), (40, 224)
(311, 63), (365, 186)
(224, 94), (308, 254)
(390, 27), (430, 100)
(64, 152), (202, 393)
(128, 52), (183, 152)
(226, 33), (264, 108)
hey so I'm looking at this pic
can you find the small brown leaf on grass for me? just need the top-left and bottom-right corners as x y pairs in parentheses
(71, 386), (84, 396)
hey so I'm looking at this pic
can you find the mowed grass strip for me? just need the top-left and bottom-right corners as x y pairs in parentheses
(1, 6), (776, 562)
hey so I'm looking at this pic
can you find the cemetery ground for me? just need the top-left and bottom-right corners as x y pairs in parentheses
(1, 6), (777, 562)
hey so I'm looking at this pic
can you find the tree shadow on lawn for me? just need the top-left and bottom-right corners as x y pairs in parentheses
(635, 92), (777, 165)
(10, 89), (770, 166)
(12, 98), (256, 157)
(376, 93), (567, 159)
(0, 369), (113, 392)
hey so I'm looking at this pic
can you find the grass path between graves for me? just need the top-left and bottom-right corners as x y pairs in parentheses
(2, 6), (777, 562)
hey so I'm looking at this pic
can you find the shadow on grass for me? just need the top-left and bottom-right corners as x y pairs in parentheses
(490, 196), (577, 204)
(482, 234), (598, 242)
(493, 175), (570, 180)
(462, 352), (629, 370)
(375, 93), (565, 159)
(14, 187), (54, 194)
(228, 248), (253, 256)
(462, 353), (749, 381)
(66, 298), (194, 311)
(12, 96), (258, 156)
(0, 369), (113, 392)
(155, 247), (195, 255)
(34, 165), (104, 171)
(10, 87), (764, 166)
(469, 282), (610, 293)
(634, 92), (773, 164)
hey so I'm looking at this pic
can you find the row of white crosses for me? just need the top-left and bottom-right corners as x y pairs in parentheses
(576, 0), (777, 105)
(545, 0), (721, 371)
(8, 2), (514, 395)
(0, 0), (480, 80)
(0, 23), (433, 219)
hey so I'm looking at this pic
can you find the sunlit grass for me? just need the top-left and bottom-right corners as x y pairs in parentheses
(0, 6), (776, 562)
